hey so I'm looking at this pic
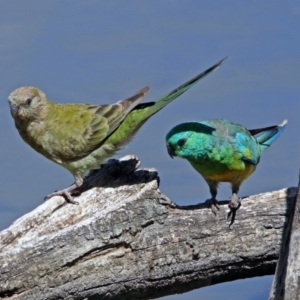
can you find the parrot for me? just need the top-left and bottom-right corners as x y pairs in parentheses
(8, 57), (227, 204)
(165, 119), (287, 225)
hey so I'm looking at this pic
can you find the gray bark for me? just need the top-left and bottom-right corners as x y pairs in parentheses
(0, 155), (296, 300)
(269, 176), (300, 300)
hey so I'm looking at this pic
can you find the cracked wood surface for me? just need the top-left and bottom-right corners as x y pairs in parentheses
(0, 155), (296, 300)
(269, 176), (300, 300)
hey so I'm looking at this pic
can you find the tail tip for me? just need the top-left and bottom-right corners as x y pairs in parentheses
(138, 86), (150, 95)
(217, 56), (230, 67)
(280, 119), (288, 127)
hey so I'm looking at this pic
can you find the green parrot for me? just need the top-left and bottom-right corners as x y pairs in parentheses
(8, 58), (226, 204)
(166, 119), (287, 225)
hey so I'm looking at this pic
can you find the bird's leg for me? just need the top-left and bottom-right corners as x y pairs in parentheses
(44, 176), (83, 205)
(227, 185), (242, 226)
(206, 181), (220, 215)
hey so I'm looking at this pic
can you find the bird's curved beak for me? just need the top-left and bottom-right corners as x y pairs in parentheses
(167, 143), (175, 159)
(9, 102), (19, 118)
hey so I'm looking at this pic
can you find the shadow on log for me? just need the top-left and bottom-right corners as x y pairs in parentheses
(0, 155), (296, 300)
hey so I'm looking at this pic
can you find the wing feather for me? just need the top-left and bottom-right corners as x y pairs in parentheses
(47, 87), (149, 161)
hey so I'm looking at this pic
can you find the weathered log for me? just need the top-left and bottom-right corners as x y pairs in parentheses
(269, 174), (300, 300)
(0, 155), (296, 300)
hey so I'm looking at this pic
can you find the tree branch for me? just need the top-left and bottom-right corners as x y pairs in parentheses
(269, 172), (300, 300)
(0, 155), (295, 300)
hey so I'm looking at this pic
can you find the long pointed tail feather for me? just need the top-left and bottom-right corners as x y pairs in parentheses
(134, 57), (228, 119)
(250, 119), (288, 152)
(106, 57), (227, 147)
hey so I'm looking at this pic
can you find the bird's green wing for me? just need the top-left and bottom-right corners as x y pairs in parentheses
(200, 120), (261, 166)
(48, 87), (149, 161)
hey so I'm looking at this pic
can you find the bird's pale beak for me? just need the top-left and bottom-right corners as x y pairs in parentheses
(9, 102), (19, 117)
(167, 143), (175, 159)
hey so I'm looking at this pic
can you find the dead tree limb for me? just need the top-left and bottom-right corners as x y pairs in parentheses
(269, 173), (300, 300)
(0, 155), (296, 300)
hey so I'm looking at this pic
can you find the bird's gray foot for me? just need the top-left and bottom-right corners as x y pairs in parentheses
(44, 184), (79, 205)
(227, 193), (241, 226)
(205, 198), (220, 215)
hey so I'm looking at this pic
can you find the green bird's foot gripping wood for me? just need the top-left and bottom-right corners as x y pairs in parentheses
(166, 119), (288, 226)
(227, 193), (241, 226)
(205, 198), (220, 215)
(8, 58), (227, 204)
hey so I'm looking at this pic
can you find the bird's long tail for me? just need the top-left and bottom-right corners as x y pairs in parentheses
(106, 57), (227, 147)
(249, 119), (288, 153)
(135, 57), (228, 121)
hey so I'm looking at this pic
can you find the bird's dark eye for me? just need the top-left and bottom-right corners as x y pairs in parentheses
(177, 138), (187, 147)
(26, 98), (32, 106)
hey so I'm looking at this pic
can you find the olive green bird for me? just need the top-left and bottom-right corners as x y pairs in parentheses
(8, 58), (227, 204)
(166, 119), (287, 225)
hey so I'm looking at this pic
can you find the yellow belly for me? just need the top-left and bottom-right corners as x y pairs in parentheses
(199, 163), (257, 184)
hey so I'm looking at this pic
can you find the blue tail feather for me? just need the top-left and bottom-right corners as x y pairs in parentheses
(255, 120), (287, 152)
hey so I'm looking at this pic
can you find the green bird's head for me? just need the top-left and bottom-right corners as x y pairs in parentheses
(8, 86), (49, 122)
(166, 122), (215, 160)
(165, 123), (196, 159)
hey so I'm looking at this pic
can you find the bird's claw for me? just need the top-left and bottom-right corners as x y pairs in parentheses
(205, 198), (220, 215)
(227, 194), (241, 227)
(44, 186), (79, 205)
(211, 204), (220, 215)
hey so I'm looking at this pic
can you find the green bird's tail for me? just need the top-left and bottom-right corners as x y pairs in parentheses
(106, 57), (228, 147)
(249, 119), (288, 153)
(134, 57), (228, 121)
